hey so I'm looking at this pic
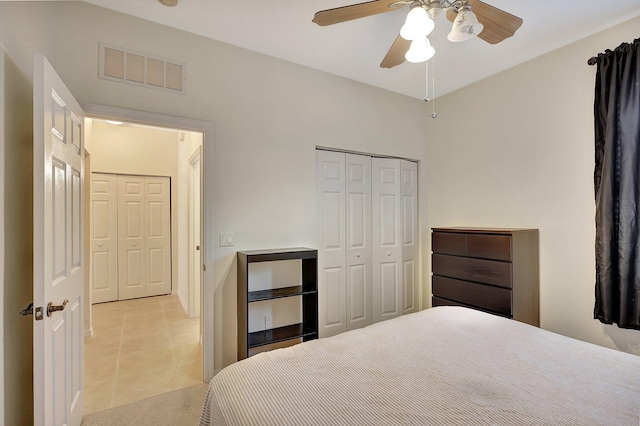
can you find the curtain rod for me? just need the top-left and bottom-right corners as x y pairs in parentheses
(588, 38), (640, 66)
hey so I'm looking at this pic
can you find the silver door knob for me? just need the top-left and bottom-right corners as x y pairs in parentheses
(356, 253), (360, 258)
(386, 251), (391, 256)
(47, 299), (68, 317)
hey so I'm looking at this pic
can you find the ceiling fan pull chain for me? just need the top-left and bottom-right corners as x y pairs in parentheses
(430, 35), (437, 118)
(424, 56), (430, 103)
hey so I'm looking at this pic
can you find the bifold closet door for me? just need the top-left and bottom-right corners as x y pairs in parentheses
(401, 160), (418, 314)
(144, 177), (172, 297)
(372, 158), (402, 322)
(317, 151), (373, 337)
(317, 151), (417, 335)
(90, 173), (118, 303)
(118, 175), (146, 300)
(117, 175), (171, 300)
(317, 151), (347, 338)
(345, 154), (372, 331)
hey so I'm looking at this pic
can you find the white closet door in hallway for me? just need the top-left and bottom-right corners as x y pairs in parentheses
(90, 173), (171, 302)
(317, 150), (418, 339)
(90, 173), (118, 303)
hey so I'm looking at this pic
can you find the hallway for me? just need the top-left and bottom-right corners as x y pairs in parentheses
(84, 295), (203, 414)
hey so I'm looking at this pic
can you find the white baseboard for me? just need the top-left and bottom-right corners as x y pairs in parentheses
(177, 290), (189, 314)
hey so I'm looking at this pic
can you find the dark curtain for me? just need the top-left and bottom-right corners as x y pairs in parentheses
(594, 38), (640, 329)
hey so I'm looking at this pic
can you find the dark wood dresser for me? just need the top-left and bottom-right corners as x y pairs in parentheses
(431, 227), (539, 326)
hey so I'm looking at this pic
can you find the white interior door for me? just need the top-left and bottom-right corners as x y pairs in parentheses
(118, 175), (146, 300)
(372, 158), (402, 323)
(144, 176), (171, 297)
(33, 54), (85, 426)
(401, 160), (419, 314)
(345, 154), (372, 331)
(90, 173), (118, 303)
(188, 149), (201, 318)
(316, 150), (347, 338)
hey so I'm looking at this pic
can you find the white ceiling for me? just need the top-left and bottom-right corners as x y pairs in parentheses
(82, 0), (640, 99)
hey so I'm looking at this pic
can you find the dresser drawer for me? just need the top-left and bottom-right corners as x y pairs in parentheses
(432, 232), (466, 256)
(466, 234), (511, 261)
(433, 231), (512, 261)
(432, 276), (512, 316)
(432, 254), (512, 288)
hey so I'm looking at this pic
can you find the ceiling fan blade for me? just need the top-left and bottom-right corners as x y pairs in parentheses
(446, 0), (523, 44)
(380, 34), (410, 68)
(313, 0), (405, 26)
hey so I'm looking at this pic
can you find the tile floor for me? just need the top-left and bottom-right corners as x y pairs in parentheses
(84, 294), (203, 414)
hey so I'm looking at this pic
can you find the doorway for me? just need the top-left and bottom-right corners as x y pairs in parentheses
(84, 117), (205, 413)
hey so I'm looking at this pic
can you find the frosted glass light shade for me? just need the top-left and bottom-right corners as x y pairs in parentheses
(405, 38), (435, 63)
(447, 8), (484, 42)
(400, 6), (435, 41)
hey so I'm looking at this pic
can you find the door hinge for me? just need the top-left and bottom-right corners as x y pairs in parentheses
(20, 303), (44, 321)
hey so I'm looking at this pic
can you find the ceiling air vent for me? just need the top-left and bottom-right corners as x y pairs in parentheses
(99, 43), (186, 94)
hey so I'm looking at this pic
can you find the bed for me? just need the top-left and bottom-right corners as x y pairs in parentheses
(200, 306), (640, 425)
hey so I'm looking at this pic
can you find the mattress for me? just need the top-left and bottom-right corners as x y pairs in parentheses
(200, 306), (640, 425)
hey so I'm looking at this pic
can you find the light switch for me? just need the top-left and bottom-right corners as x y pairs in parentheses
(219, 232), (234, 247)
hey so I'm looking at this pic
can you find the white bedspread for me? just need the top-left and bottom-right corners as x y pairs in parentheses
(200, 307), (640, 425)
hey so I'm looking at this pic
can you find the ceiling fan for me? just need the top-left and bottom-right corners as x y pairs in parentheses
(312, 0), (523, 68)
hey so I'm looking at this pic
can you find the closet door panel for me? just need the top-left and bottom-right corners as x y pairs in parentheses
(118, 175), (145, 300)
(372, 158), (402, 322)
(145, 177), (171, 296)
(317, 151), (347, 337)
(345, 154), (372, 330)
(401, 160), (419, 313)
(90, 173), (118, 303)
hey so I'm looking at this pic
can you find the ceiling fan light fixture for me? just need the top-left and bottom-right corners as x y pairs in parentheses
(447, 6), (484, 42)
(425, 0), (442, 19)
(405, 37), (435, 63)
(400, 5), (435, 41)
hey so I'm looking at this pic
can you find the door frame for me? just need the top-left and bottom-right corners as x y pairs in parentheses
(81, 103), (215, 381)
(188, 146), (202, 319)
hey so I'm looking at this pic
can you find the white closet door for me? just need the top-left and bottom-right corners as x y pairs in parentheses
(401, 160), (419, 314)
(90, 173), (118, 303)
(144, 177), (172, 297)
(345, 154), (372, 330)
(316, 151), (347, 338)
(118, 175), (146, 300)
(372, 158), (402, 322)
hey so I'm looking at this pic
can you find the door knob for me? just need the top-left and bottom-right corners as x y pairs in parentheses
(97, 242), (103, 247)
(19, 302), (43, 320)
(356, 253), (360, 258)
(386, 251), (391, 256)
(47, 299), (68, 317)
(133, 242), (137, 246)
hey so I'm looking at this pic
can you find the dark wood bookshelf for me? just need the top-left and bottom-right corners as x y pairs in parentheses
(237, 248), (318, 360)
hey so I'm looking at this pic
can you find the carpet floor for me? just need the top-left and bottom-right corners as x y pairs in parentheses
(81, 382), (209, 426)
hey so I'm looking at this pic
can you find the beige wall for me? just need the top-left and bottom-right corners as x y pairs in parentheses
(1, 48), (35, 426)
(0, 0), (429, 380)
(427, 15), (640, 353)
